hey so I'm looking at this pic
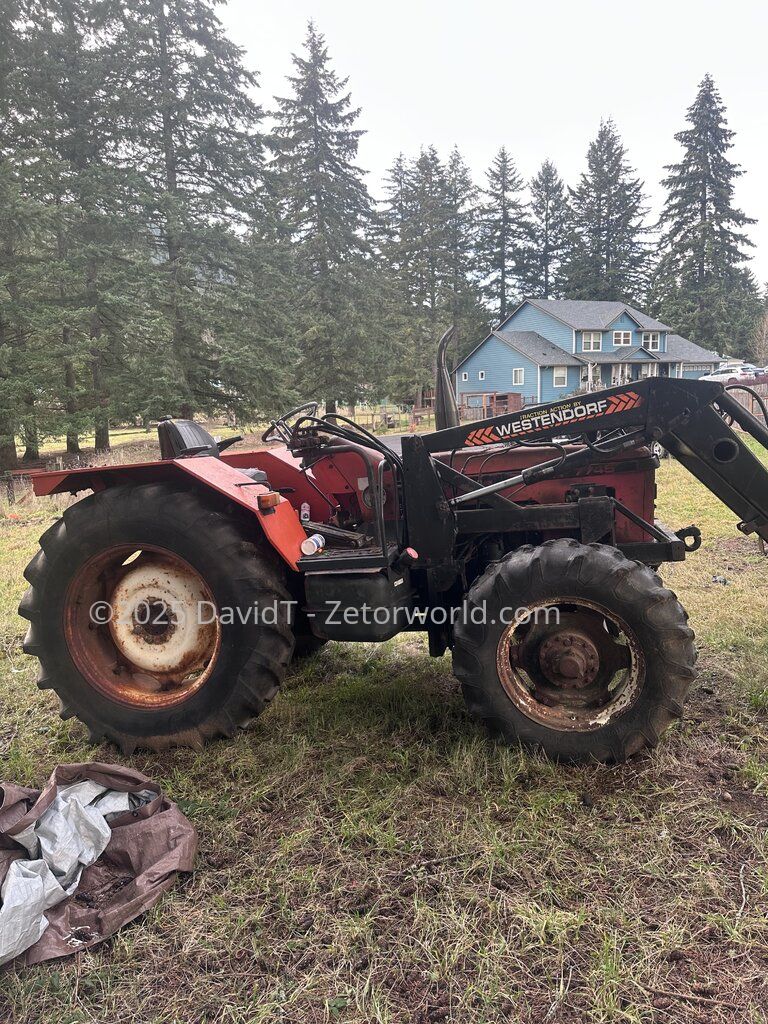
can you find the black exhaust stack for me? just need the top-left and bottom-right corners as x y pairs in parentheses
(434, 326), (460, 431)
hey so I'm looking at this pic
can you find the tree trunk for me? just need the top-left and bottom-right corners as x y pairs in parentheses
(0, 415), (18, 471)
(21, 422), (39, 462)
(89, 271), (110, 452)
(94, 410), (110, 451)
(64, 355), (80, 453)
(0, 258), (20, 470)
(155, 0), (190, 407)
(21, 394), (40, 461)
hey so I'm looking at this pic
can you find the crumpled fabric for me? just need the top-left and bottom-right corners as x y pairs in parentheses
(0, 763), (197, 967)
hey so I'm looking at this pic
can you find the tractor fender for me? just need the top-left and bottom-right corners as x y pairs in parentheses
(29, 457), (306, 570)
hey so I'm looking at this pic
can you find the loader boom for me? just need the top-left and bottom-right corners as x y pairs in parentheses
(419, 376), (768, 545)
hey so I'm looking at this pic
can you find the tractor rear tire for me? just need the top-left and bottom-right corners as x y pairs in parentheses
(453, 539), (696, 763)
(19, 482), (294, 753)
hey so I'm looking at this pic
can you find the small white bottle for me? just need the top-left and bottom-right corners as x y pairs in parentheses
(300, 534), (326, 556)
(300, 501), (311, 523)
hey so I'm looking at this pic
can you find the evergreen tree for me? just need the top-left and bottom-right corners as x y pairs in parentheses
(524, 160), (570, 299)
(748, 283), (768, 366)
(380, 146), (485, 403)
(271, 21), (383, 411)
(401, 146), (451, 320)
(652, 75), (760, 355)
(1, 0), (144, 456)
(117, 0), (293, 421)
(477, 146), (527, 321)
(563, 120), (649, 303)
(0, 5), (23, 469)
(444, 148), (487, 362)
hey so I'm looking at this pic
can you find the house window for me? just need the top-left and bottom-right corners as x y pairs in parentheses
(512, 368), (525, 386)
(640, 363), (659, 378)
(553, 366), (568, 387)
(461, 372), (468, 382)
(642, 332), (660, 351)
(582, 332), (602, 352)
(613, 331), (632, 346)
(478, 370), (486, 381)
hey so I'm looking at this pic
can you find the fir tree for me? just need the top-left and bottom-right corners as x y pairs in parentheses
(477, 146), (527, 321)
(2, 0), (144, 454)
(748, 283), (768, 366)
(444, 147), (487, 360)
(563, 120), (648, 303)
(271, 21), (382, 411)
(652, 75), (760, 354)
(380, 146), (484, 403)
(524, 160), (570, 299)
(117, 0), (293, 421)
(402, 146), (451, 319)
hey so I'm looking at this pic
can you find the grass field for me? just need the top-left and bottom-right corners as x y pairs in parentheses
(1, 456), (767, 1023)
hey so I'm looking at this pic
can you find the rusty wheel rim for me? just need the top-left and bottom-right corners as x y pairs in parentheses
(64, 545), (221, 709)
(495, 599), (644, 732)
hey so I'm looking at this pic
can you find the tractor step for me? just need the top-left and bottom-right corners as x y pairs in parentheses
(299, 543), (400, 572)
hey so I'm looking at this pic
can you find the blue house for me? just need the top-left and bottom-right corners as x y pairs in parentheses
(455, 299), (722, 411)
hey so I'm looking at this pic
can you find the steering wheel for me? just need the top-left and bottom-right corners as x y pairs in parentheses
(261, 402), (320, 444)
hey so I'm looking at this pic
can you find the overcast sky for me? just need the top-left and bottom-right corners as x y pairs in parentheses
(221, 0), (768, 285)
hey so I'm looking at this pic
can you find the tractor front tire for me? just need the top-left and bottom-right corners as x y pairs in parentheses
(19, 482), (294, 753)
(453, 540), (696, 763)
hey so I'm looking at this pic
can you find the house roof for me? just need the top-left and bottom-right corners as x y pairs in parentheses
(582, 348), (659, 364)
(505, 298), (673, 333)
(455, 330), (584, 371)
(491, 331), (584, 366)
(666, 334), (721, 363)
(579, 340), (720, 365)
(455, 325), (722, 374)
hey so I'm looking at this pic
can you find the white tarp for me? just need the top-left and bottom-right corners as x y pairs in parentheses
(0, 780), (152, 966)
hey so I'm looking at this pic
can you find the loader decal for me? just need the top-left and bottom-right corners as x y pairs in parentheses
(464, 391), (643, 446)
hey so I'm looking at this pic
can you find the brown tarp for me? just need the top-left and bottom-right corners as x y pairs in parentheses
(0, 762), (197, 966)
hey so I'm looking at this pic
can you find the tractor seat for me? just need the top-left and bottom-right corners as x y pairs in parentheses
(157, 418), (269, 487)
(158, 418), (221, 459)
(238, 468), (269, 484)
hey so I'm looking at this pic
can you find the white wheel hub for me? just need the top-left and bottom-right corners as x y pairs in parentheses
(108, 558), (217, 677)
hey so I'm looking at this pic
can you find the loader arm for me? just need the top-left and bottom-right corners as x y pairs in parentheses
(419, 376), (768, 544)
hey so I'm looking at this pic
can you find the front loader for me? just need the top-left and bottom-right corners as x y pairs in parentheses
(19, 331), (768, 761)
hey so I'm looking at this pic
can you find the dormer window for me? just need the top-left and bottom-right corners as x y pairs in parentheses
(613, 331), (632, 346)
(582, 332), (602, 352)
(642, 332), (660, 351)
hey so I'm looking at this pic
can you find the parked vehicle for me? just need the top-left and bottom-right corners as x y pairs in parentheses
(17, 331), (768, 763)
(700, 364), (757, 384)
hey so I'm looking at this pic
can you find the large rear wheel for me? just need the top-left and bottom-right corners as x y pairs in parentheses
(453, 539), (697, 762)
(19, 482), (294, 752)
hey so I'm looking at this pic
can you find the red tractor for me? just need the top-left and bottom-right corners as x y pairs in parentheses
(19, 332), (768, 761)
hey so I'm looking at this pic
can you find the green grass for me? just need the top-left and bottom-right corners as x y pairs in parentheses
(12, 423), (240, 459)
(1, 459), (768, 1022)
